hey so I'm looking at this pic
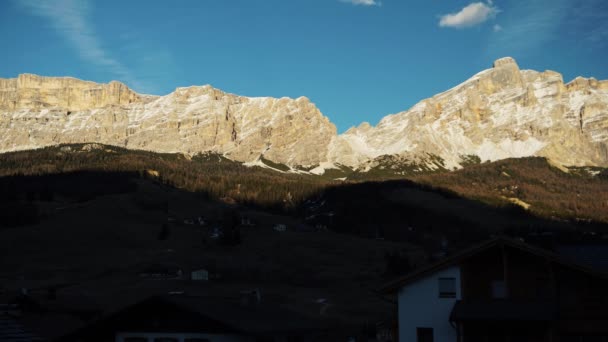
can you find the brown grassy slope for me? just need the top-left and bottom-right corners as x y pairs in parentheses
(0, 144), (330, 210)
(411, 157), (608, 223)
(2, 145), (607, 223)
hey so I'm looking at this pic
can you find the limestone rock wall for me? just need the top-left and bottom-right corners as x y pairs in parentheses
(0, 74), (336, 167)
(0, 74), (142, 111)
(1, 57), (607, 171)
(330, 57), (608, 169)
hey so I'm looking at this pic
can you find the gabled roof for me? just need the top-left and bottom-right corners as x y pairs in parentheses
(161, 295), (329, 334)
(57, 295), (330, 341)
(380, 237), (608, 294)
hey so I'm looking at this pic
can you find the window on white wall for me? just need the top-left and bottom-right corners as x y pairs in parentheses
(438, 277), (456, 298)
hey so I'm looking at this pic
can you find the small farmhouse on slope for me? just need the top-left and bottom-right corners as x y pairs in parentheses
(56, 295), (330, 342)
(381, 237), (608, 342)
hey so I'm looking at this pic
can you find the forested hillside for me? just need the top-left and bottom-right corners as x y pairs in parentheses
(412, 157), (608, 223)
(0, 144), (328, 211)
(1, 144), (607, 226)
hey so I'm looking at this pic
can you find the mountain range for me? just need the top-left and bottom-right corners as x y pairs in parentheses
(1, 57), (607, 172)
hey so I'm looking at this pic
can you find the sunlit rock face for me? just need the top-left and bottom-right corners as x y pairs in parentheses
(0, 74), (141, 111)
(0, 75), (336, 167)
(0, 57), (607, 170)
(329, 57), (608, 169)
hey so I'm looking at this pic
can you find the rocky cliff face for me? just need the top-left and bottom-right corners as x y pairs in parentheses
(0, 58), (607, 170)
(0, 74), (336, 167)
(0, 74), (142, 111)
(329, 57), (608, 170)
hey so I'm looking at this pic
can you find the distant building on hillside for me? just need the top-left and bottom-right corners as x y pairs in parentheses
(210, 226), (222, 239)
(196, 216), (206, 226)
(273, 224), (287, 232)
(239, 289), (262, 306)
(315, 224), (328, 231)
(382, 237), (608, 342)
(139, 264), (183, 280)
(295, 224), (315, 233)
(240, 216), (254, 226)
(190, 269), (209, 281)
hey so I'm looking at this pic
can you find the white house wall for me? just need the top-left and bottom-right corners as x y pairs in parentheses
(397, 266), (461, 342)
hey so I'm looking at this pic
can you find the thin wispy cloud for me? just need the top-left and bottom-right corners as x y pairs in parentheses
(486, 0), (571, 57)
(439, 2), (498, 28)
(568, 0), (608, 48)
(15, 0), (144, 91)
(339, 0), (381, 7)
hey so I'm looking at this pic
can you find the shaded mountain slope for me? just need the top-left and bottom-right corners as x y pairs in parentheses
(412, 157), (608, 222)
(1, 144), (606, 226)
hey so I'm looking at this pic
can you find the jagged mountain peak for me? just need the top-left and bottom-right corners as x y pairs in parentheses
(329, 57), (608, 170)
(0, 58), (606, 172)
(492, 56), (519, 68)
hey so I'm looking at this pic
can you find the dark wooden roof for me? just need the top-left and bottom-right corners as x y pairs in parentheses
(380, 237), (608, 294)
(450, 300), (557, 322)
(57, 295), (330, 341)
(162, 295), (329, 334)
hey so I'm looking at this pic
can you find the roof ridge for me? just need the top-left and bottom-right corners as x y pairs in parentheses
(380, 236), (608, 294)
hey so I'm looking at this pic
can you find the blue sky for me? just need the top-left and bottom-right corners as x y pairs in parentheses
(1, 0), (607, 132)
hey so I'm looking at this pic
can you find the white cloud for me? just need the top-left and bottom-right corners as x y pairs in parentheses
(15, 0), (144, 90)
(439, 2), (498, 28)
(493, 24), (502, 32)
(339, 0), (380, 6)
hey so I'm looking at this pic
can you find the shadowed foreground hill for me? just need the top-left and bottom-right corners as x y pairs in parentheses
(0, 173), (416, 335)
(1, 151), (608, 338)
